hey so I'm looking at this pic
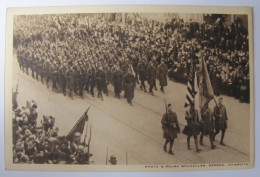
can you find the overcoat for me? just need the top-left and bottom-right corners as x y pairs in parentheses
(161, 111), (180, 140)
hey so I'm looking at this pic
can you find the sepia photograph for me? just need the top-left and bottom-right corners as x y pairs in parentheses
(4, 5), (254, 171)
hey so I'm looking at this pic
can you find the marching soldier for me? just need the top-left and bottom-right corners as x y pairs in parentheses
(73, 66), (79, 95)
(113, 65), (123, 98)
(183, 103), (201, 152)
(200, 102), (216, 149)
(213, 97), (228, 146)
(24, 52), (30, 76)
(43, 60), (51, 89)
(137, 58), (147, 92)
(49, 63), (59, 91)
(31, 54), (38, 79)
(89, 66), (96, 97)
(132, 54), (139, 84)
(161, 104), (180, 155)
(78, 68), (86, 98)
(34, 55), (40, 81)
(157, 59), (168, 93)
(84, 66), (90, 94)
(65, 66), (74, 99)
(103, 65), (110, 96)
(123, 68), (135, 106)
(152, 57), (159, 90)
(58, 64), (67, 96)
(147, 61), (156, 95)
(96, 66), (105, 100)
(38, 59), (45, 84)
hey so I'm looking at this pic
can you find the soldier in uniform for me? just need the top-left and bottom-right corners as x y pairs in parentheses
(131, 54), (139, 84)
(78, 68), (86, 98)
(59, 64), (67, 96)
(73, 66), (79, 95)
(24, 52), (30, 76)
(151, 57), (159, 90)
(38, 59), (45, 84)
(65, 66), (74, 99)
(43, 60), (51, 89)
(213, 97), (228, 146)
(123, 68), (135, 106)
(113, 65), (123, 98)
(157, 59), (168, 93)
(89, 66), (96, 97)
(161, 104), (180, 155)
(84, 66), (90, 94)
(137, 58), (147, 92)
(183, 103), (201, 152)
(199, 102), (216, 149)
(31, 54), (38, 79)
(34, 55), (40, 81)
(96, 66), (105, 100)
(49, 63), (59, 91)
(147, 61), (156, 95)
(103, 65), (109, 96)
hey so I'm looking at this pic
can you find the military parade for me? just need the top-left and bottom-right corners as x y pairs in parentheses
(11, 12), (250, 164)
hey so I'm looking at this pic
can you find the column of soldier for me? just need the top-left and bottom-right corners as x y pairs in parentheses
(161, 97), (228, 155)
(14, 13), (249, 107)
(14, 14), (171, 106)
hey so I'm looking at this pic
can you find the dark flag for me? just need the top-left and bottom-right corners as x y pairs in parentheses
(66, 107), (90, 141)
(198, 56), (214, 108)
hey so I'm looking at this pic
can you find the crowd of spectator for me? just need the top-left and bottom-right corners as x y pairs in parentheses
(12, 100), (92, 164)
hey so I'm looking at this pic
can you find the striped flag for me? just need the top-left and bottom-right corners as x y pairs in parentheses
(184, 59), (197, 108)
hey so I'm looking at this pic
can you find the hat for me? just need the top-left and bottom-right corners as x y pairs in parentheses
(74, 132), (81, 138)
(109, 155), (117, 165)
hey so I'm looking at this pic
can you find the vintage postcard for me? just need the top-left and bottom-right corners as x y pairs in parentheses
(4, 5), (254, 171)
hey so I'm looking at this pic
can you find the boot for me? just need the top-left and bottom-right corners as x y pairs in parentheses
(163, 145), (167, 152)
(220, 131), (226, 146)
(195, 139), (201, 152)
(199, 135), (204, 146)
(210, 136), (216, 149)
(187, 137), (191, 150)
(168, 149), (174, 155)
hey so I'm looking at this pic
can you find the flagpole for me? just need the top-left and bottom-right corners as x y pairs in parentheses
(106, 147), (108, 165)
(126, 151), (128, 165)
(213, 97), (219, 109)
(191, 42), (195, 108)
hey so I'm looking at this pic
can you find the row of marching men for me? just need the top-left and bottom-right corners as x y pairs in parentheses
(17, 47), (169, 106)
(161, 97), (228, 155)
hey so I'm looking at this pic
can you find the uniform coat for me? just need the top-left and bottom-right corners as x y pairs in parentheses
(213, 104), (228, 131)
(200, 107), (214, 135)
(123, 72), (135, 101)
(161, 110), (180, 140)
(183, 109), (200, 136)
(147, 65), (156, 86)
(157, 63), (168, 87)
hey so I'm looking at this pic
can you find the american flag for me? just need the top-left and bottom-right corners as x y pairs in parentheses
(184, 59), (197, 108)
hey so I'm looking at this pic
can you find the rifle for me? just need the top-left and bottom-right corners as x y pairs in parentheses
(87, 124), (92, 156)
(15, 81), (19, 93)
(164, 98), (168, 114)
(106, 146), (108, 165)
